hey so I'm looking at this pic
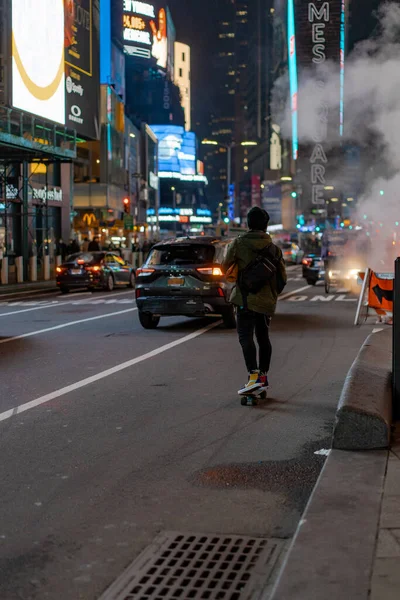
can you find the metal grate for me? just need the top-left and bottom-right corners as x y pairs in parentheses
(99, 532), (285, 600)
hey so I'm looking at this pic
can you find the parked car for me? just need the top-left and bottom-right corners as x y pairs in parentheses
(302, 253), (324, 285)
(135, 237), (236, 329)
(56, 252), (136, 294)
(277, 241), (304, 264)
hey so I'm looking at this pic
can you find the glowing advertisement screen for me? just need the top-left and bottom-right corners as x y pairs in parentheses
(12, 0), (66, 124)
(340, 0), (346, 136)
(122, 1), (168, 69)
(150, 125), (196, 177)
(287, 0), (298, 160)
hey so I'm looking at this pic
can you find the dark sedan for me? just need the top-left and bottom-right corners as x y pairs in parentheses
(302, 253), (324, 285)
(56, 252), (136, 294)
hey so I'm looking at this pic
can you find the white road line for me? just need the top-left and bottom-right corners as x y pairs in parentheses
(279, 285), (311, 301)
(0, 321), (221, 423)
(0, 291), (135, 317)
(0, 308), (137, 345)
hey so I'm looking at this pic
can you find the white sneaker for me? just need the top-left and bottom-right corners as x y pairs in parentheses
(238, 371), (263, 395)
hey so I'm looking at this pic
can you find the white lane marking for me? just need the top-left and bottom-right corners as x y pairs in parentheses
(0, 291), (135, 317)
(279, 285), (311, 301)
(0, 321), (221, 423)
(0, 308), (137, 346)
(0, 289), (90, 300)
(314, 449), (331, 456)
(373, 328), (384, 334)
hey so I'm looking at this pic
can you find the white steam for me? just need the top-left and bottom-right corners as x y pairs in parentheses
(274, 1), (400, 266)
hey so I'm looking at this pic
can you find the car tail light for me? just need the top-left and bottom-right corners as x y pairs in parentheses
(86, 265), (101, 272)
(136, 268), (155, 276)
(302, 258), (312, 266)
(56, 267), (64, 273)
(77, 259), (85, 265)
(196, 267), (223, 276)
(135, 288), (142, 299)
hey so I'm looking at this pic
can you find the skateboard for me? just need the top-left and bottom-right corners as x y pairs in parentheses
(240, 387), (268, 406)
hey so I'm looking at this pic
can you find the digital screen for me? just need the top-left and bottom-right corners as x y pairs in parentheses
(287, 0), (298, 160)
(150, 125), (196, 176)
(12, 0), (66, 124)
(65, 0), (100, 139)
(122, 1), (168, 69)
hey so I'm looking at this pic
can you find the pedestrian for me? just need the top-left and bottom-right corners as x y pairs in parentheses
(82, 237), (89, 252)
(223, 207), (287, 395)
(67, 238), (80, 255)
(88, 236), (101, 252)
(57, 238), (67, 261)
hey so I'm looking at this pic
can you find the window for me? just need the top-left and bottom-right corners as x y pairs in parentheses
(179, 68), (183, 77)
(182, 52), (185, 62)
(147, 245), (215, 266)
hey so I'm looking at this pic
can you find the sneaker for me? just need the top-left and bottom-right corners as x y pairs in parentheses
(259, 373), (269, 389)
(238, 371), (263, 395)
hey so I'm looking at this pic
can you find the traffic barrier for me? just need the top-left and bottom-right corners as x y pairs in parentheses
(15, 257), (23, 283)
(29, 256), (37, 282)
(354, 269), (394, 325)
(1, 257), (8, 285)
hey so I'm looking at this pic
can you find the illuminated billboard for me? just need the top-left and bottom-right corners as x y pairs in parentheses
(12, 0), (66, 124)
(150, 125), (196, 177)
(11, 0), (100, 139)
(65, 0), (100, 139)
(287, 0), (298, 160)
(122, 1), (168, 69)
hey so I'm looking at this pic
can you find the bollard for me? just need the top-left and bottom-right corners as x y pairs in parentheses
(15, 256), (24, 283)
(56, 255), (62, 267)
(393, 258), (400, 418)
(43, 255), (50, 281)
(29, 256), (37, 282)
(1, 257), (8, 285)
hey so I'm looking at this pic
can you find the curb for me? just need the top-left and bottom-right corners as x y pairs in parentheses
(0, 281), (57, 297)
(267, 448), (388, 600)
(332, 329), (392, 450)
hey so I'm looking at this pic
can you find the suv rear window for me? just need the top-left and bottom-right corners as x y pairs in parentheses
(147, 245), (215, 266)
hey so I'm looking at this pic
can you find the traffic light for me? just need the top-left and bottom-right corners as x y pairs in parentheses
(291, 191), (297, 199)
(123, 197), (130, 214)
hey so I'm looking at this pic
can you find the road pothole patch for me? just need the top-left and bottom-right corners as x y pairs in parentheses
(99, 531), (285, 600)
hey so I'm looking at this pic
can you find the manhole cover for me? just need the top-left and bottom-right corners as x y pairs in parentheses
(99, 532), (285, 600)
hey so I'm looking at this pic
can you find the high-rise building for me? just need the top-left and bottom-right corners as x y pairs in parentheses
(174, 42), (191, 131)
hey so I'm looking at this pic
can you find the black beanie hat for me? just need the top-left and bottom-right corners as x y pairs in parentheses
(247, 207), (270, 231)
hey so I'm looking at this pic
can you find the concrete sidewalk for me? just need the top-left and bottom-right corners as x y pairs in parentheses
(371, 423), (400, 599)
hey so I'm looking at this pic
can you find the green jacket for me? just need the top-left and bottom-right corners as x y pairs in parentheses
(223, 231), (287, 315)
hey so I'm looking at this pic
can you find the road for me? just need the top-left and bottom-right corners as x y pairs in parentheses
(0, 268), (376, 599)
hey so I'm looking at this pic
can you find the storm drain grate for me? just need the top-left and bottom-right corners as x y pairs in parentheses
(99, 532), (285, 600)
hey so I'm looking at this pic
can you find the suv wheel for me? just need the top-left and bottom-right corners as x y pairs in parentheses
(128, 271), (136, 288)
(222, 306), (236, 329)
(138, 311), (160, 329)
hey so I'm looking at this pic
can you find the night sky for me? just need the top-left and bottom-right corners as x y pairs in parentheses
(168, 0), (221, 134)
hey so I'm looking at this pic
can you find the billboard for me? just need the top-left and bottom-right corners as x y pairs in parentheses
(122, 1), (168, 69)
(12, 0), (66, 124)
(287, 0), (298, 160)
(150, 125), (196, 177)
(65, 0), (100, 139)
(11, 0), (100, 139)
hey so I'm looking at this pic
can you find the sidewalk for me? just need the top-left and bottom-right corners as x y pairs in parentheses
(0, 280), (57, 297)
(371, 423), (400, 599)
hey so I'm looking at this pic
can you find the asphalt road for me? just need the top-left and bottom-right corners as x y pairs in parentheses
(0, 268), (377, 599)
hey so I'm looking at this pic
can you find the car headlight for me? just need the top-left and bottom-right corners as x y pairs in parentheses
(348, 269), (360, 279)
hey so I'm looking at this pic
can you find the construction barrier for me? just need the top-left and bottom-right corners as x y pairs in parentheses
(355, 269), (394, 326)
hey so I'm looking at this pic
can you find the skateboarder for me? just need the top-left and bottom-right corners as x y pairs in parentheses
(223, 207), (287, 398)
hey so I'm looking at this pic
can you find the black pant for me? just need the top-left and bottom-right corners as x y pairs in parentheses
(236, 308), (272, 374)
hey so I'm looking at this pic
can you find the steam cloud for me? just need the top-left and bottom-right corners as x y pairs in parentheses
(273, 2), (400, 267)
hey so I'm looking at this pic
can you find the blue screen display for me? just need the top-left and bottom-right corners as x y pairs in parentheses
(150, 125), (197, 176)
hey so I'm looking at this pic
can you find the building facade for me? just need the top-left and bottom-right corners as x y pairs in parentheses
(174, 42), (191, 131)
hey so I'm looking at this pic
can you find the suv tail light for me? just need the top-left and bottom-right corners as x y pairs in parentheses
(302, 258), (312, 266)
(196, 267), (223, 276)
(137, 268), (155, 276)
(217, 287), (225, 297)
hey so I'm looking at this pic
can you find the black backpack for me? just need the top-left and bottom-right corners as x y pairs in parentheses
(238, 243), (284, 297)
